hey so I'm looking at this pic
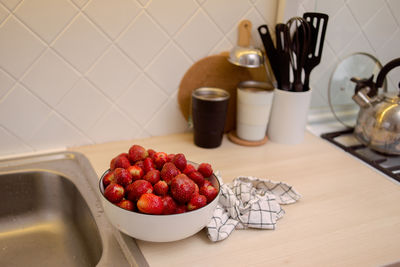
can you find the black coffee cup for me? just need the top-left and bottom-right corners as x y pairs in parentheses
(191, 88), (230, 148)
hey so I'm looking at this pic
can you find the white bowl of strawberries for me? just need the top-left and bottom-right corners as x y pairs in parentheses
(99, 144), (220, 242)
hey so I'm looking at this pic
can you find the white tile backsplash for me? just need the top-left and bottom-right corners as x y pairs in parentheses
(29, 112), (90, 150)
(117, 12), (169, 68)
(147, 0), (198, 36)
(14, 0), (78, 44)
(0, 16), (46, 77)
(0, 4), (9, 24)
(0, 84), (51, 141)
(202, 0), (252, 33)
(378, 29), (400, 63)
(0, 68), (14, 98)
(87, 45), (139, 100)
(174, 9), (222, 61)
(0, 126), (31, 154)
(87, 105), (140, 144)
(326, 6), (360, 54)
(337, 32), (375, 59)
(315, 0), (344, 16)
(0, 0), (22, 10)
(21, 49), (80, 106)
(56, 78), (109, 132)
(145, 92), (189, 136)
(1, 0), (399, 158)
(84, 0), (141, 40)
(387, 0), (400, 25)
(347, 0), (383, 26)
(146, 43), (192, 94)
(70, 0), (88, 9)
(253, 0), (278, 26)
(363, 5), (398, 51)
(52, 14), (111, 72)
(117, 74), (168, 126)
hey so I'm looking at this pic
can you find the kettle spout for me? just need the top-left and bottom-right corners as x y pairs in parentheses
(352, 87), (372, 108)
(351, 76), (376, 108)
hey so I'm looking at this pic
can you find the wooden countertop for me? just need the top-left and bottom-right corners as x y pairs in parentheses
(70, 131), (400, 267)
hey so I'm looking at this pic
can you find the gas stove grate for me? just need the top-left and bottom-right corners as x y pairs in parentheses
(321, 129), (400, 183)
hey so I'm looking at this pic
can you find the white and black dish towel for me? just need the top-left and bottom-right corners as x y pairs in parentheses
(207, 175), (301, 242)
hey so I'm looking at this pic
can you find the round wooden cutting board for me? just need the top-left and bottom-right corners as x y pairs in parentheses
(178, 54), (267, 133)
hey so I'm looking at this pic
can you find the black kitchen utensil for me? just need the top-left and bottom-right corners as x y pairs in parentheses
(302, 12), (329, 91)
(275, 23), (290, 91)
(257, 25), (280, 85)
(287, 17), (311, 92)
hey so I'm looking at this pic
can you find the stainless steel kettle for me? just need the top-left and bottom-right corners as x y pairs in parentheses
(352, 58), (400, 155)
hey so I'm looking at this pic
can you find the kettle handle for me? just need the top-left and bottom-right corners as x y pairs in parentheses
(375, 58), (400, 89)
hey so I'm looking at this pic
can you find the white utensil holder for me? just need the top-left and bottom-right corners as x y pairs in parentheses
(267, 88), (312, 144)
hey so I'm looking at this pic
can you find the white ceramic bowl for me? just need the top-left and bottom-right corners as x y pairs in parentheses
(98, 162), (220, 242)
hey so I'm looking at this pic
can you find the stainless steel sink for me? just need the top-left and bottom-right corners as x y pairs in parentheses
(0, 152), (148, 267)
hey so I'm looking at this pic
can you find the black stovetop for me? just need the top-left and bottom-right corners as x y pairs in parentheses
(321, 129), (400, 183)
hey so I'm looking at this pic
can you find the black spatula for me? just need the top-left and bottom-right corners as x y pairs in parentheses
(258, 25), (280, 85)
(275, 23), (290, 91)
(302, 12), (329, 91)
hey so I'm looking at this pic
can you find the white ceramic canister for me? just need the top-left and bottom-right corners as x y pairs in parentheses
(267, 88), (312, 144)
(236, 81), (274, 141)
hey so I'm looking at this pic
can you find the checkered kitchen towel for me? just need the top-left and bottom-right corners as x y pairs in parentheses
(207, 175), (301, 242)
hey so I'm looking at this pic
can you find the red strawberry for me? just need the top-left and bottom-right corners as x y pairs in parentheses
(167, 153), (175, 162)
(103, 170), (116, 187)
(134, 160), (145, 170)
(110, 153), (131, 170)
(147, 149), (157, 159)
(199, 183), (218, 203)
(154, 180), (168, 196)
(197, 163), (213, 177)
(143, 157), (156, 173)
(175, 203), (187, 214)
(153, 152), (168, 169)
(170, 174), (196, 203)
(172, 153), (187, 171)
(137, 193), (163, 215)
(183, 164), (196, 175)
(117, 199), (135, 211)
(188, 171), (205, 186)
(143, 169), (161, 185)
(187, 194), (207, 211)
(161, 195), (177, 215)
(203, 179), (212, 187)
(160, 162), (180, 185)
(128, 145), (148, 163)
(104, 183), (125, 203)
(125, 180), (153, 202)
(114, 168), (133, 187)
(126, 165), (144, 181)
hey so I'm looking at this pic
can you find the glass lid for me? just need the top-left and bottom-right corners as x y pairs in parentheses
(328, 52), (385, 128)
